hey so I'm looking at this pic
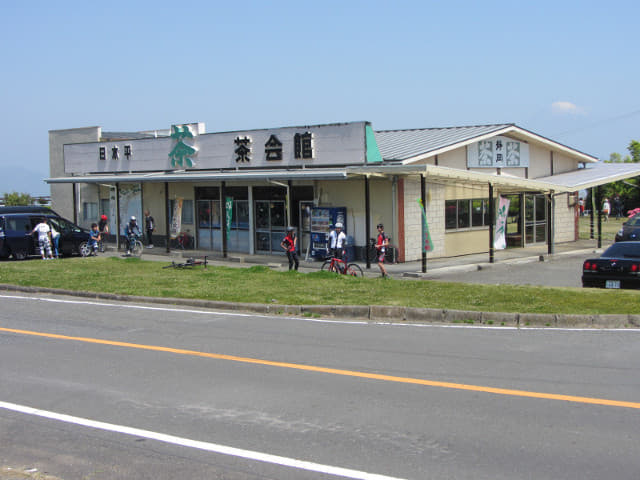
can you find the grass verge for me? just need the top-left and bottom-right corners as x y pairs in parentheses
(1, 256), (638, 315)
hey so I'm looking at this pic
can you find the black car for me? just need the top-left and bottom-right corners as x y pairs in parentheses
(582, 242), (640, 289)
(0, 206), (90, 260)
(615, 213), (640, 242)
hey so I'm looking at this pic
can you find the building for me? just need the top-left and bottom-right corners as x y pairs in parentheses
(47, 121), (640, 263)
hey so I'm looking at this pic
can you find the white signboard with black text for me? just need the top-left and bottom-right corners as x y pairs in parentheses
(467, 136), (529, 169)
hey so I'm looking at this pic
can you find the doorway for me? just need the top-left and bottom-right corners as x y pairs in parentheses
(525, 193), (547, 244)
(255, 200), (286, 254)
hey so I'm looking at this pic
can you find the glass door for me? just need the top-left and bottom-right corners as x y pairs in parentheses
(197, 199), (221, 250)
(525, 193), (547, 244)
(255, 200), (286, 254)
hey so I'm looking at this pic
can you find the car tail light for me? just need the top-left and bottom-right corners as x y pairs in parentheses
(591, 263), (598, 271)
(632, 264), (639, 273)
(583, 261), (590, 270)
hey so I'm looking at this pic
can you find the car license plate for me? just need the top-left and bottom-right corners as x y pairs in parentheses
(605, 280), (621, 289)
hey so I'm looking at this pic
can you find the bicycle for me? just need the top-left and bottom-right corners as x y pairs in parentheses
(126, 234), (143, 257)
(321, 252), (363, 277)
(172, 230), (194, 250)
(162, 256), (208, 269)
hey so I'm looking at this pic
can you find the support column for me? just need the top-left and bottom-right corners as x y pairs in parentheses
(365, 175), (371, 269)
(164, 182), (170, 253)
(221, 181), (228, 258)
(590, 187), (595, 239)
(547, 191), (555, 255)
(596, 186), (602, 249)
(489, 183), (495, 263)
(115, 183), (121, 251)
(421, 174), (427, 273)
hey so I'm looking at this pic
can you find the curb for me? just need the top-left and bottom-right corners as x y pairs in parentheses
(1, 284), (638, 329)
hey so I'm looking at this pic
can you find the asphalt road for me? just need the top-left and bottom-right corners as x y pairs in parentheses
(423, 252), (593, 287)
(2, 293), (640, 479)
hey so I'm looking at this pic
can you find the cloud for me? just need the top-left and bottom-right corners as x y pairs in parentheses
(551, 101), (585, 115)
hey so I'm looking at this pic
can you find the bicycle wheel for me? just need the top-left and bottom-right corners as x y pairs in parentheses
(131, 240), (143, 257)
(346, 263), (363, 277)
(321, 259), (335, 272)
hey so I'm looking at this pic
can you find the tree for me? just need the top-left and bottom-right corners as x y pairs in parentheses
(628, 140), (640, 163)
(3, 191), (33, 206)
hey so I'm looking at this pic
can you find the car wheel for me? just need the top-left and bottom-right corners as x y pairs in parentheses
(12, 249), (27, 260)
(79, 241), (90, 257)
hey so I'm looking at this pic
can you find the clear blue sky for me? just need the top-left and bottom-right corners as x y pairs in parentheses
(1, 0), (639, 194)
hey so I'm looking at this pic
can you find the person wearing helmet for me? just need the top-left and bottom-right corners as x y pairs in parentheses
(375, 223), (389, 278)
(280, 226), (299, 271)
(331, 222), (347, 260)
(124, 216), (141, 255)
(98, 214), (109, 252)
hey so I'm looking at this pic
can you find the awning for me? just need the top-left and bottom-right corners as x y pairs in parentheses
(535, 163), (640, 191)
(345, 164), (575, 193)
(45, 168), (349, 184)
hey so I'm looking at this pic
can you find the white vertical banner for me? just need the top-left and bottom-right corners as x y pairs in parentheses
(170, 197), (183, 239)
(494, 196), (510, 250)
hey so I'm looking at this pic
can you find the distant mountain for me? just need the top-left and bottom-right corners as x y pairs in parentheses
(0, 165), (50, 196)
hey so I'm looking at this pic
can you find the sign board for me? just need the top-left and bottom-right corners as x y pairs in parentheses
(467, 136), (529, 168)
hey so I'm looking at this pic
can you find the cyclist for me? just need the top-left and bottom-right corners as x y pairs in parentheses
(330, 222), (347, 272)
(280, 226), (299, 271)
(375, 223), (389, 278)
(98, 214), (109, 252)
(124, 216), (141, 255)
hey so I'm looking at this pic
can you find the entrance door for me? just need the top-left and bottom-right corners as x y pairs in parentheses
(525, 193), (547, 244)
(255, 200), (286, 254)
(197, 199), (221, 250)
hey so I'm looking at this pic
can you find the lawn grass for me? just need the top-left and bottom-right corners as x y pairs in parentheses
(577, 214), (626, 242)
(0, 256), (638, 315)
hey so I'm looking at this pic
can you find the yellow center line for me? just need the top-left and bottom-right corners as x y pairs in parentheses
(2, 326), (639, 410)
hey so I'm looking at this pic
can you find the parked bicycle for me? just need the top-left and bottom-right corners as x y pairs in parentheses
(171, 230), (194, 250)
(321, 253), (363, 277)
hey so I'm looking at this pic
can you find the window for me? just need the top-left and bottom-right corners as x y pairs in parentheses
(446, 198), (490, 230)
(82, 202), (98, 221)
(169, 199), (194, 225)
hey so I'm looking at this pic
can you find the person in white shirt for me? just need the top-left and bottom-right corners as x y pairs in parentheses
(31, 218), (53, 260)
(333, 222), (347, 259)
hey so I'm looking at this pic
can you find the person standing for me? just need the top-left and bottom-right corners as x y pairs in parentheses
(613, 195), (623, 219)
(31, 217), (53, 260)
(50, 222), (60, 258)
(98, 214), (109, 252)
(144, 210), (155, 248)
(375, 223), (389, 278)
(602, 198), (611, 222)
(280, 226), (299, 271)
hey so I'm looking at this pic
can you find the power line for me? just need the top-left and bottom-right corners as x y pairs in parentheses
(552, 109), (640, 137)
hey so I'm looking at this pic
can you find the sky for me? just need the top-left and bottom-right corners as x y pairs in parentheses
(1, 0), (639, 195)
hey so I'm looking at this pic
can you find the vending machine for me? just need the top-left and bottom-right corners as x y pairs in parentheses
(310, 207), (346, 259)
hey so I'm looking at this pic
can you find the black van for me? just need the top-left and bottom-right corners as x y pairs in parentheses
(0, 206), (91, 259)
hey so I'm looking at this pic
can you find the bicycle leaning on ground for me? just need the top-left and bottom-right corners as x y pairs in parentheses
(320, 252), (363, 277)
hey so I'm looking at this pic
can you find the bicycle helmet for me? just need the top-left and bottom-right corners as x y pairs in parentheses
(130, 216), (136, 221)
(377, 223), (384, 229)
(286, 226), (295, 232)
(101, 214), (107, 220)
(335, 222), (343, 229)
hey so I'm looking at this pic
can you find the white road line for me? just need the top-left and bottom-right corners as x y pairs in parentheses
(1, 294), (639, 332)
(0, 400), (406, 480)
